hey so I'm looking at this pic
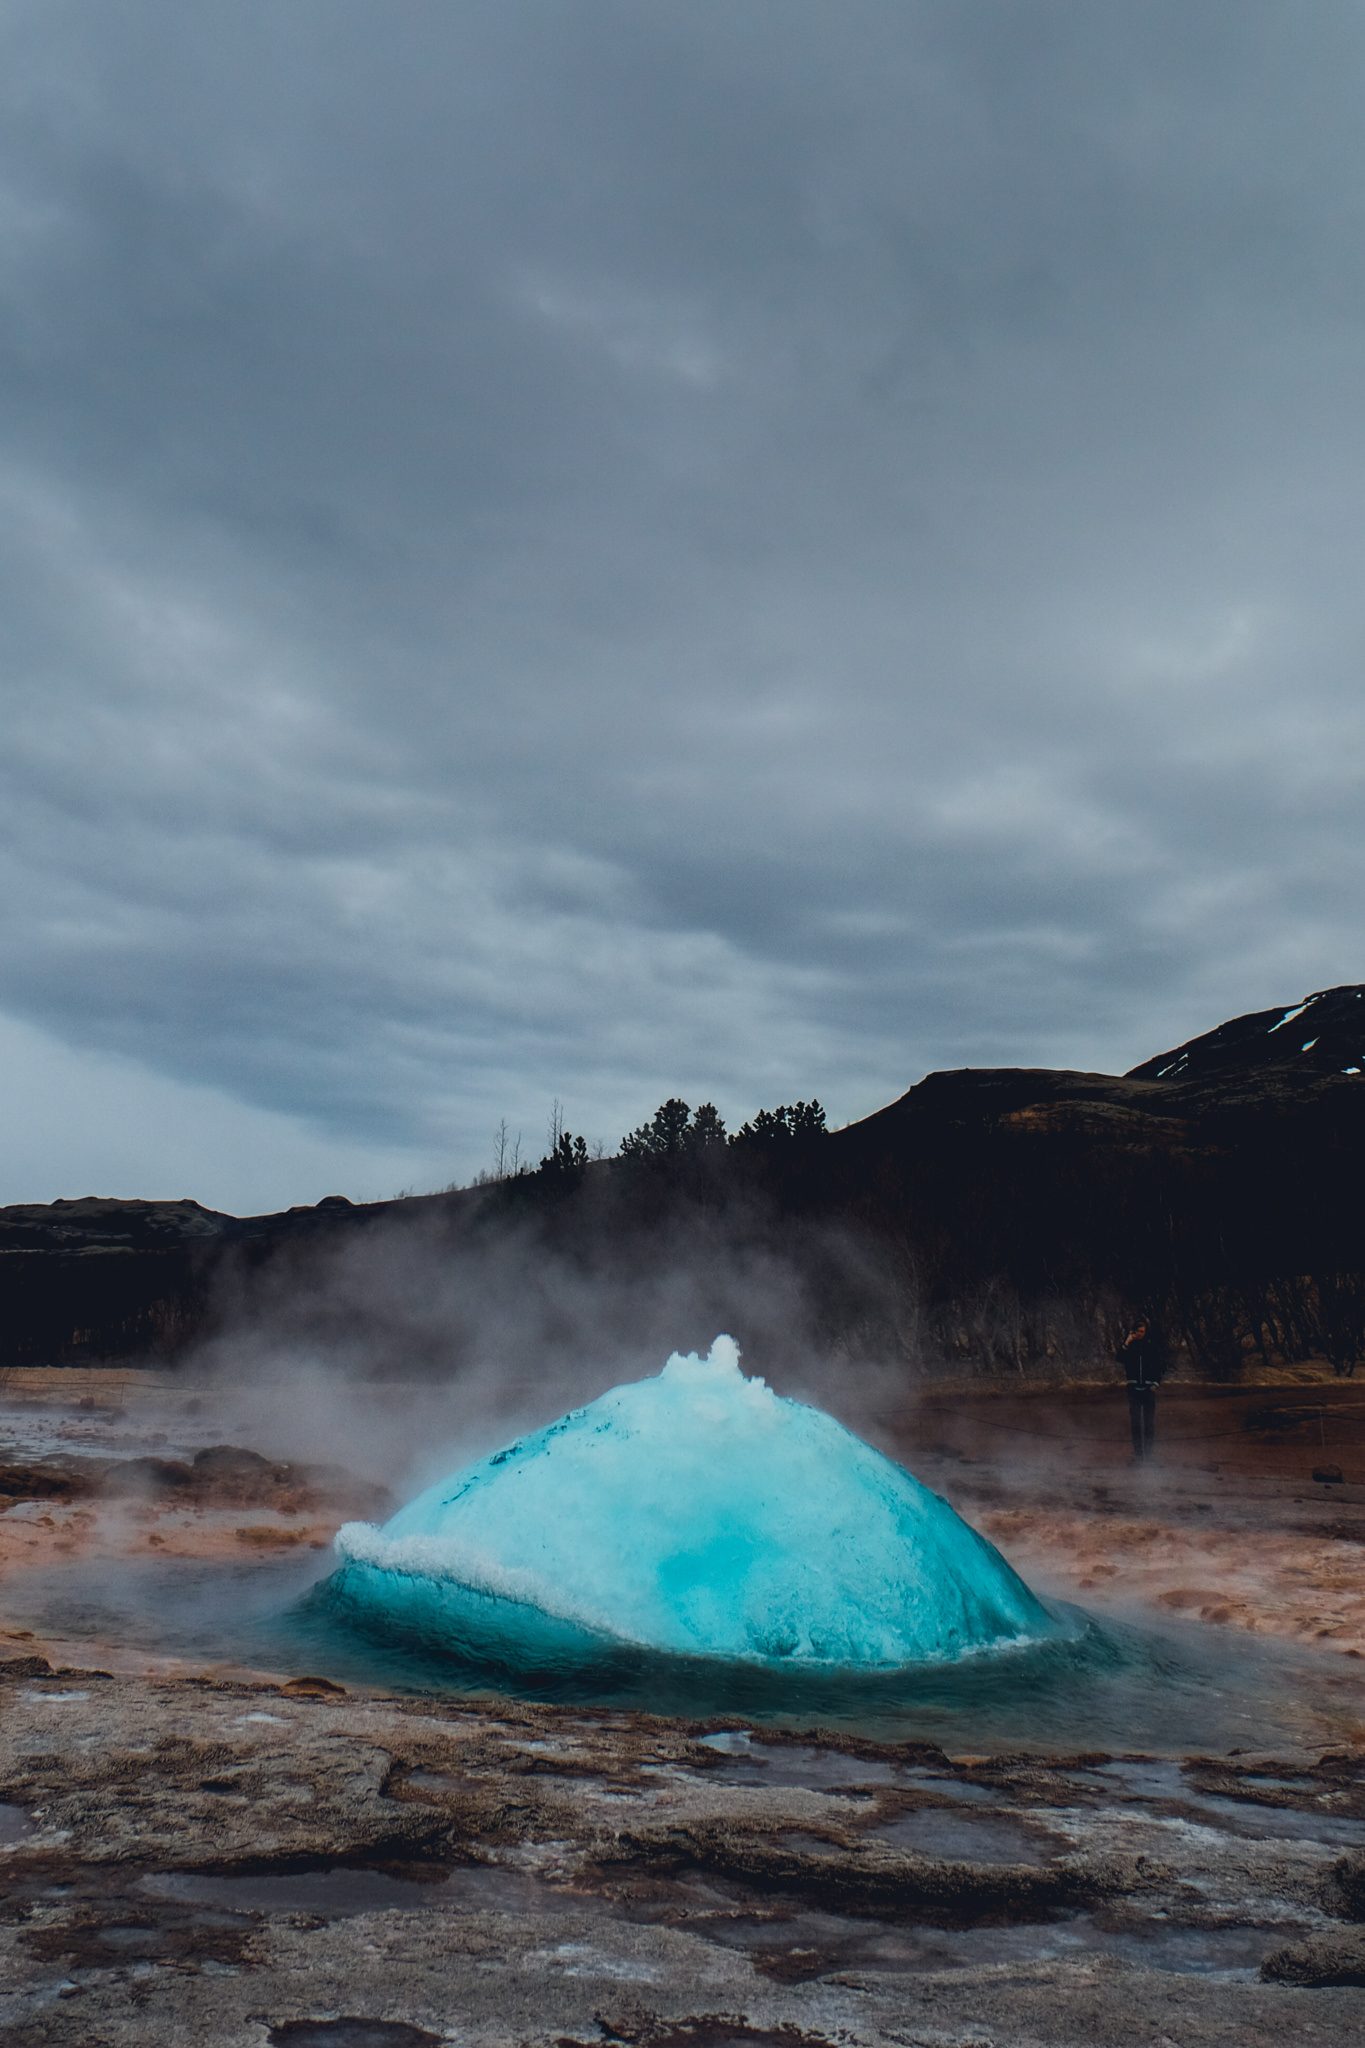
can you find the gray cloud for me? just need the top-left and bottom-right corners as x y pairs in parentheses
(2, 1), (1363, 1205)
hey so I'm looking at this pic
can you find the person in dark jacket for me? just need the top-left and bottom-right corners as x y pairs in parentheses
(1116, 1318), (1167, 1459)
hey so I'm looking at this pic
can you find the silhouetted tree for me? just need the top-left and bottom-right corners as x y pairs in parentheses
(538, 1130), (589, 1181)
(733, 1099), (828, 1143)
(620, 1098), (695, 1160)
(689, 1103), (728, 1149)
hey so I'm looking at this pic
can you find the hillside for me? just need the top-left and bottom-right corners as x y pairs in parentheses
(2, 986), (1362, 1378)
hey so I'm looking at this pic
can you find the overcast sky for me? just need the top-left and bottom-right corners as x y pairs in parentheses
(2, 1), (1363, 1213)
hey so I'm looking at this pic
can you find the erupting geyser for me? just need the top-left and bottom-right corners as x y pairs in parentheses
(331, 1337), (1056, 1672)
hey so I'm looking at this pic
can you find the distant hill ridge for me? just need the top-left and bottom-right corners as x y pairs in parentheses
(4, 983), (1360, 1241)
(1, 983), (1362, 1375)
(1128, 984), (1365, 1085)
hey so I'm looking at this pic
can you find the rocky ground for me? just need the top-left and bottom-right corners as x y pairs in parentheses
(1, 1369), (1364, 2045)
(2, 1656), (1365, 2047)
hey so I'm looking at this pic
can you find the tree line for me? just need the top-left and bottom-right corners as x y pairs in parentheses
(527, 1096), (828, 1183)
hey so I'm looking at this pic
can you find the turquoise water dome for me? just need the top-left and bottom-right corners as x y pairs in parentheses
(331, 1337), (1056, 1670)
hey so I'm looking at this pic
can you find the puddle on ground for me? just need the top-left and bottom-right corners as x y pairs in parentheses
(33, 1850), (1323, 1988)
(1174, 1794), (1365, 1848)
(0, 1802), (34, 1846)
(1075, 1760), (1365, 1848)
(678, 1892), (1297, 1982)
(869, 1806), (1058, 1866)
(695, 1734), (897, 1790)
(1080, 1915), (1298, 1979)
(140, 1863), (585, 1921)
(86, 1921), (239, 1959)
(268, 2024), (443, 2048)
(1080, 1759), (1188, 1802)
(395, 1768), (463, 1798)
(94, 1923), (173, 1951)
(894, 1767), (998, 1805)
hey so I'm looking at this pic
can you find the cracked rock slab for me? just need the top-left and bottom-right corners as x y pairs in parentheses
(2, 1658), (1364, 2045)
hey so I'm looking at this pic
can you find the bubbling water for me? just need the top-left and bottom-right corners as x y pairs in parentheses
(328, 1337), (1060, 1672)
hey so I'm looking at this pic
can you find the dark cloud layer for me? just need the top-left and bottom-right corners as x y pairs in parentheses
(2, 2), (1363, 1208)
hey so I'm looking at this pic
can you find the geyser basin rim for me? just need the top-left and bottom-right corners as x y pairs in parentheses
(331, 1335), (1063, 1671)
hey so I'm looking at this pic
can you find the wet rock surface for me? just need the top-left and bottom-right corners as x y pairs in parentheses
(0, 1464), (85, 1504)
(95, 1443), (391, 1518)
(2, 1657), (1363, 2046)
(0, 1443), (388, 1518)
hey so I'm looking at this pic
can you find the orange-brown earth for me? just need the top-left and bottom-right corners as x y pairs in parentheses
(2, 1368), (1364, 1675)
(0, 1368), (381, 1676)
(898, 1378), (1365, 1662)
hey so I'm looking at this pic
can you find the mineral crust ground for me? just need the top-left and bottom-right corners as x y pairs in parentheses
(2, 1658), (1365, 2047)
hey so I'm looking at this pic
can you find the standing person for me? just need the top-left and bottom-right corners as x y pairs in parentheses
(1116, 1318), (1166, 1459)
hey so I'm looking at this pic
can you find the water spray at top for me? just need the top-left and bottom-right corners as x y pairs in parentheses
(331, 1337), (1057, 1670)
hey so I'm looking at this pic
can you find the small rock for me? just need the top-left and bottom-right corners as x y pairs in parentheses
(1261, 1925), (1365, 1986)
(1312, 1463), (1345, 1485)
(1333, 1849), (1365, 1920)
(100, 1455), (193, 1497)
(0, 1464), (82, 1502)
(0, 1655), (54, 1680)
(193, 1444), (278, 1483)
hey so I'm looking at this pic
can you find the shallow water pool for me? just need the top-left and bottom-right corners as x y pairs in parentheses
(7, 1547), (1363, 1758)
